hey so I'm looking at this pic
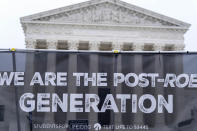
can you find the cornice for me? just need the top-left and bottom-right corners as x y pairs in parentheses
(21, 21), (189, 33)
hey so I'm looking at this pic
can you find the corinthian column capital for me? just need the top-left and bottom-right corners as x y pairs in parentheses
(133, 43), (144, 51)
(174, 44), (185, 51)
(25, 38), (36, 49)
(154, 44), (165, 51)
(47, 39), (57, 49)
(89, 41), (100, 51)
(68, 40), (79, 50)
(112, 42), (123, 50)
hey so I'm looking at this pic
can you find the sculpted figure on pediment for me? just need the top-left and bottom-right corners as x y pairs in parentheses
(36, 3), (176, 26)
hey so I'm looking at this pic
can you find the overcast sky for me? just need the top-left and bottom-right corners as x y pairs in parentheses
(0, 0), (196, 50)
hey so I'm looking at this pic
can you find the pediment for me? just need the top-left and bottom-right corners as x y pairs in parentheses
(21, 0), (190, 28)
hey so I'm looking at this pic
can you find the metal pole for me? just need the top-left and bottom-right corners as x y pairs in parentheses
(12, 51), (21, 131)
(112, 53), (118, 131)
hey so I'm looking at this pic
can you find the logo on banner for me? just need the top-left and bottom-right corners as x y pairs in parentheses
(94, 123), (101, 130)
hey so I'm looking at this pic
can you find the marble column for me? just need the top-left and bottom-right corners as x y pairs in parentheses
(88, 41), (100, 125)
(153, 44), (165, 127)
(44, 48), (57, 123)
(173, 53), (185, 125)
(21, 50), (36, 130)
(154, 55), (166, 128)
(114, 55), (123, 124)
(133, 43), (144, 124)
(44, 39), (58, 122)
(88, 53), (99, 126)
(66, 53), (77, 122)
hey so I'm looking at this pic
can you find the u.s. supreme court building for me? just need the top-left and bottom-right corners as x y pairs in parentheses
(21, 0), (190, 51)
(9, 0), (192, 131)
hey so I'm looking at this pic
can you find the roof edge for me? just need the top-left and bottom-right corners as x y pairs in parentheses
(20, 0), (191, 29)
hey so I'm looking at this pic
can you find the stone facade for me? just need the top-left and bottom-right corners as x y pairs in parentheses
(21, 0), (190, 51)
(0, 1), (190, 131)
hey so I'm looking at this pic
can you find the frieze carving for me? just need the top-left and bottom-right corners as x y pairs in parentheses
(33, 3), (177, 26)
(133, 43), (144, 51)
